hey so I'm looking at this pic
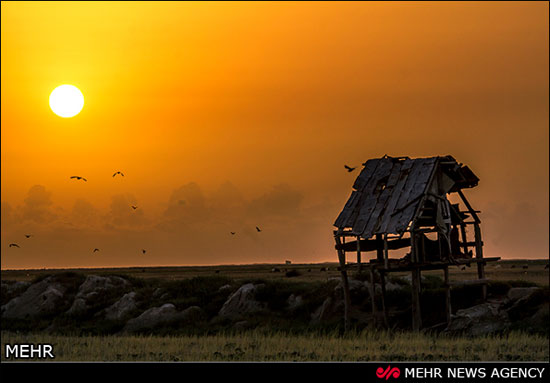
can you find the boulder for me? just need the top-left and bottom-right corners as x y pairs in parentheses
(218, 284), (233, 294)
(446, 302), (510, 336)
(507, 287), (540, 302)
(1, 277), (67, 319)
(1, 280), (31, 299)
(287, 294), (304, 310)
(123, 303), (179, 333)
(104, 292), (138, 321)
(310, 297), (343, 323)
(123, 304), (205, 333)
(218, 283), (266, 319)
(66, 275), (131, 316)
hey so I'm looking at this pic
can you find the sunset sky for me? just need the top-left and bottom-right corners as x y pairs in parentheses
(1, 1), (548, 269)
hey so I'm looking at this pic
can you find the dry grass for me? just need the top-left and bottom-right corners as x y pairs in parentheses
(2, 330), (548, 362)
(2, 260), (548, 286)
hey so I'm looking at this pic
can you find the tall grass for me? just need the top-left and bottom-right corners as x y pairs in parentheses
(2, 330), (547, 361)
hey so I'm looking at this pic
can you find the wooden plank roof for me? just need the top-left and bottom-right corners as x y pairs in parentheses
(334, 155), (477, 238)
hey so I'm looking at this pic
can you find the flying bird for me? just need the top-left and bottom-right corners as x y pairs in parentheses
(131, 205), (138, 210)
(70, 176), (87, 181)
(9, 243), (20, 248)
(25, 234), (32, 238)
(93, 248), (100, 252)
(344, 165), (356, 172)
(256, 226), (261, 232)
(142, 249), (146, 254)
(113, 171), (124, 177)
(230, 232), (236, 235)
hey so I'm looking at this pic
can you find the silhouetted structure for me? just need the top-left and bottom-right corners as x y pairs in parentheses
(333, 155), (499, 331)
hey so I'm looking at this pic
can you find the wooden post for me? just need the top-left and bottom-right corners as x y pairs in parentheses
(410, 231), (422, 331)
(356, 236), (362, 272)
(335, 235), (352, 331)
(369, 267), (378, 327)
(379, 270), (389, 328)
(460, 224), (468, 256)
(383, 233), (389, 269)
(444, 266), (451, 327)
(376, 234), (384, 262)
(473, 223), (487, 301)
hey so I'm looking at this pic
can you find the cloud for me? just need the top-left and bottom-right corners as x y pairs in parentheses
(248, 183), (304, 217)
(71, 199), (100, 228)
(20, 185), (57, 224)
(105, 194), (147, 228)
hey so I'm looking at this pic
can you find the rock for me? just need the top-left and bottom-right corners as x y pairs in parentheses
(400, 274), (427, 285)
(66, 298), (88, 316)
(1, 281), (31, 298)
(311, 297), (344, 323)
(334, 278), (365, 293)
(152, 288), (164, 299)
(123, 303), (179, 333)
(104, 292), (138, 321)
(76, 275), (130, 297)
(66, 275), (131, 316)
(233, 320), (251, 330)
(218, 284), (233, 294)
(1, 277), (67, 319)
(524, 304), (550, 332)
(179, 305), (206, 323)
(446, 302), (510, 336)
(507, 287), (540, 302)
(123, 304), (205, 333)
(218, 283), (265, 319)
(374, 282), (403, 294)
(287, 294), (304, 310)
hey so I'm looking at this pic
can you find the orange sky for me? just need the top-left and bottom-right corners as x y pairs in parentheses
(1, 1), (548, 269)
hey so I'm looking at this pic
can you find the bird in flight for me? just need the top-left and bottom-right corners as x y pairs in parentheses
(93, 248), (100, 253)
(256, 226), (262, 232)
(9, 243), (20, 248)
(131, 205), (138, 210)
(344, 165), (356, 172)
(25, 234), (32, 238)
(142, 249), (146, 254)
(70, 176), (87, 181)
(230, 232), (236, 235)
(113, 171), (124, 177)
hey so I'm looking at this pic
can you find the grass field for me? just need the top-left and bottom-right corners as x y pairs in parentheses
(1, 330), (548, 361)
(2, 259), (548, 286)
(1, 259), (548, 362)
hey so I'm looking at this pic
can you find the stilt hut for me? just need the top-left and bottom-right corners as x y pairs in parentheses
(333, 155), (499, 331)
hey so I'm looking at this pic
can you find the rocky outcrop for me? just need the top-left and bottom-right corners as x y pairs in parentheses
(1, 280), (31, 299)
(66, 275), (131, 316)
(104, 292), (138, 321)
(1, 277), (67, 319)
(218, 283), (266, 319)
(123, 304), (205, 333)
(287, 294), (304, 310)
(507, 287), (540, 302)
(446, 302), (511, 336)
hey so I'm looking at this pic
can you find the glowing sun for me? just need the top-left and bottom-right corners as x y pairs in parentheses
(49, 85), (84, 118)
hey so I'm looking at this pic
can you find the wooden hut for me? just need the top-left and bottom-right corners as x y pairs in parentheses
(333, 155), (499, 331)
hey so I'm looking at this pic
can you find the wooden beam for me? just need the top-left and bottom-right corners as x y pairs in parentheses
(457, 190), (480, 223)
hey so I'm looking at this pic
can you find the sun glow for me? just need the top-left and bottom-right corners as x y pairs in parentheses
(49, 85), (84, 118)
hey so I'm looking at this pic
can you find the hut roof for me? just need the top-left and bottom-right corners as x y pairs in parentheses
(334, 155), (479, 238)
